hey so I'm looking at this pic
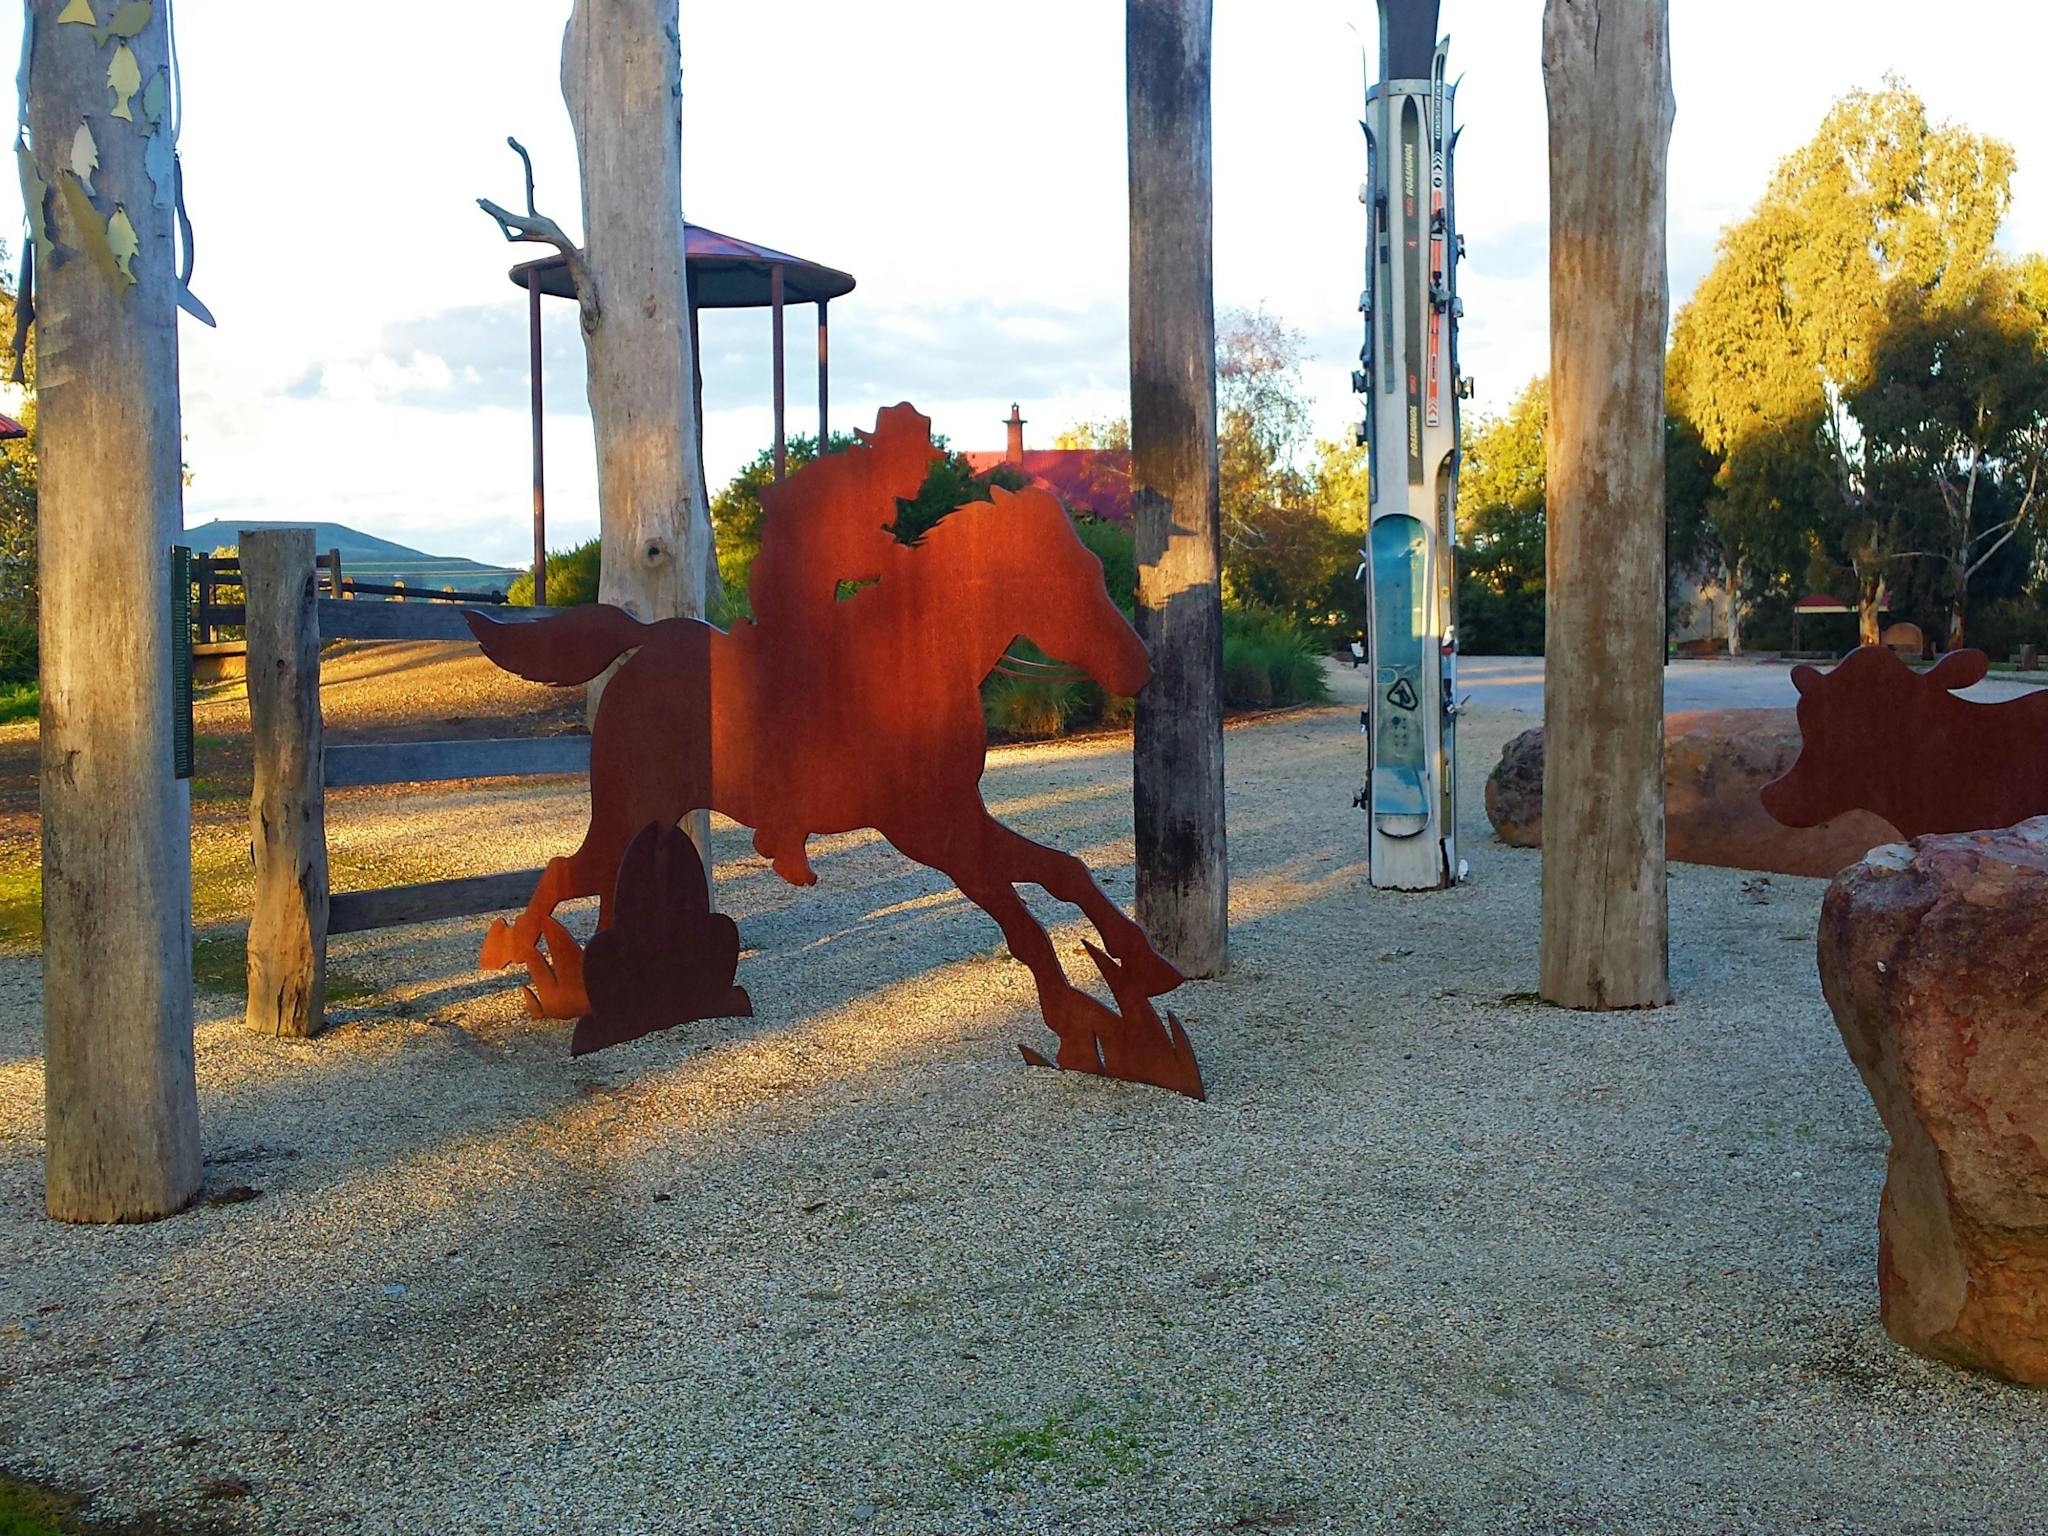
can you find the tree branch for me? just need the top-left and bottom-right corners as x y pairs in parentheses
(478, 137), (599, 334)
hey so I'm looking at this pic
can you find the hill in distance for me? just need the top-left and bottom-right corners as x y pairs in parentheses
(182, 519), (524, 593)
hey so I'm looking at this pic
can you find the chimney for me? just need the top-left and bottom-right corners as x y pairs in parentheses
(1004, 403), (1026, 465)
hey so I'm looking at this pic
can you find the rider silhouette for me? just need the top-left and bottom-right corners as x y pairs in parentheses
(746, 401), (941, 630)
(744, 402), (942, 886)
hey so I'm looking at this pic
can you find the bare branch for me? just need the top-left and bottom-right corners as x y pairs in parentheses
(478, 138), (599, 334)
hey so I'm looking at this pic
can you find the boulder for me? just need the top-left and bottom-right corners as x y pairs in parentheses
(1819, 818), (2048, 1383)
(1483, 708), (1899, 878)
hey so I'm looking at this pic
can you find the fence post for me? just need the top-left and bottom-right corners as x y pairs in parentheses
(242, 529), (328, 1037)
(392, 579), (406, 603)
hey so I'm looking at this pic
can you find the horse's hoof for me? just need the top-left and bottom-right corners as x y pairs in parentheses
(481, 918), (523, 972)
(772, 853), (818, 888)
(1120, 946), (1185, 998)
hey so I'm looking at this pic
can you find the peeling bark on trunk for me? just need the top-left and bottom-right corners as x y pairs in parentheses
(1538, 0), (1674, 1010)
(1127, 0), (1228, 979)
(31, 0), (201, 1220)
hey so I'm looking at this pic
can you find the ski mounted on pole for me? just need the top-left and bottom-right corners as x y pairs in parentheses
(1354, 0), (1467, 891)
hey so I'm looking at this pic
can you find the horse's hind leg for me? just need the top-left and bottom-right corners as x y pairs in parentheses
(480, 838), (619, 1019)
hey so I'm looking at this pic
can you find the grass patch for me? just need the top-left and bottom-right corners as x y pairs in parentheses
(0, 863), (38, 947)
(0, 683), (35, 726)
(191, 931), (373, 1003)
(954, 1398), (1156, 1491)
(0, 1479), (69, 1536)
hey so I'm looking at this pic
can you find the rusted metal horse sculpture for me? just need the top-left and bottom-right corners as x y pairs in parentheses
(468, 404), (1203, 1097)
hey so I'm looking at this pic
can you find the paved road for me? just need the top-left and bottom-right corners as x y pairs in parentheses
(1328, 653), (2048, 716)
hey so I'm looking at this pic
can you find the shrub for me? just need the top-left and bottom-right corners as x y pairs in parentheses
(983, 672), (1090, 739)
(1221, 607), (1332, 709)
(0, 615), (33, 687)
(507, 537), (602, 606)
(1967, 596), (2048, 660)
(1072, 516), (1136, 617)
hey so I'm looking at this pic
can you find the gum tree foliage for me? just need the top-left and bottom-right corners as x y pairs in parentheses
(0, 269), (37, 684)
(1850, 255), (2048, 649)
(1669, 80), (2022, 645)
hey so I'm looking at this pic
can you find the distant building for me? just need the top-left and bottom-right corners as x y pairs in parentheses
(962, 405), (1131, 524)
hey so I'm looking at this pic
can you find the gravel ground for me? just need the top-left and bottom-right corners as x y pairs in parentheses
(5, 666), (2048, 1534)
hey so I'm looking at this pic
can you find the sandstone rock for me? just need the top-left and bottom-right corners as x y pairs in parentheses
(1484, 727), (1546, 847)
(1819, 818), (2048, 1383)
(1483, 708), (1900, 878)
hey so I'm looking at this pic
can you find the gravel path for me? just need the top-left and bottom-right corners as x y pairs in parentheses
(5, 676), (2048, 1534)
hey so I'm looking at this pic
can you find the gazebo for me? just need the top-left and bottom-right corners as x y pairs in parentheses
(509, 224), (855, 601)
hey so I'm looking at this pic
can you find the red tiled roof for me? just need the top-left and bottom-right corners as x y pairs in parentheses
(1795, 591), (1893, 613)
(964, 449), (1132, 524)
(0, 414), (24, 440)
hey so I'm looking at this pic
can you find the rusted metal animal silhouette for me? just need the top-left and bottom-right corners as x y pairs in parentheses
(1763, 646), (2048, 839)
(468, 404), (1203, 1097)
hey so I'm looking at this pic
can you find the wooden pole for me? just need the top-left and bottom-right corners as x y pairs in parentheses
(31, 0), (201, 1220)
(771, 263), (786, 479)
(527, 267), (547, 607)
(1538, 0), (1675, 1009)
(817, 299), (829, 447)
(562, 0), (713, 860)
(1127, 0), (1228, 978)
(242, 529), (328, 1038)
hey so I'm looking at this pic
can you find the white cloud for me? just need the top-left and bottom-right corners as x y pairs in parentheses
(1, 1), (2042, 562)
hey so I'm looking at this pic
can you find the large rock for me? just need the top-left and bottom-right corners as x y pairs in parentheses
(1819, 818), (2048, 1383)
(1483, 708), (1899, 878)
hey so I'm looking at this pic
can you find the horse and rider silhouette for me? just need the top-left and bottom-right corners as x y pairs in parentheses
(467, 403), (1204, 1097)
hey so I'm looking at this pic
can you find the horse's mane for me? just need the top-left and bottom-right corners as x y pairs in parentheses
(913, 484), (1066, 562)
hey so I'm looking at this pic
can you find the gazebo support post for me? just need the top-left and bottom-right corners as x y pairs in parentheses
(817, 298), (829, 447)
(527, 266), (547, 606)
(771, 262), (786, 479)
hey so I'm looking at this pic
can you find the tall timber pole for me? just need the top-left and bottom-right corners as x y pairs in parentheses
(29, 0), (202, 1220)
(1356, 0), (1466, 891)
(1127, 0), (1228, 978)
(1538, 0), (1674, 1008)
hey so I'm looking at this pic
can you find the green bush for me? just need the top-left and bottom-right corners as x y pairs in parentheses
(984, 671), (1090, 738)
(0, 614), (34, 687)
(1072, 517), (1136, 617)
(0, 681), (35, 724)
(1967, 596), (2048, 660)
(1221, 608), (1332, 709)
(507, 537), (602, 606)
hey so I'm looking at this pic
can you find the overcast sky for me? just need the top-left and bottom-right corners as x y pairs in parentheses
(7, 1), (2047, 566)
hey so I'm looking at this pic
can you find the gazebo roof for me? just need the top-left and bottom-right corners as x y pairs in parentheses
(510, 223), (855, 309)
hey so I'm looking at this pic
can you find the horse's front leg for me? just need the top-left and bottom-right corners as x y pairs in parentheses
(880, 820), (1202, 1096)
(965, 808), (1184, 996)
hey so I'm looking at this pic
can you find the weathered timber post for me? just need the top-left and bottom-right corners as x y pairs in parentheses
(1538, 0), (1675, 1008)
(1127, 0), (1228, 978)
(562, 0), (714, 862)
(561, 0), (712, 642)
(242, 529), (328, 1038)
(31, 0), (201, 1220)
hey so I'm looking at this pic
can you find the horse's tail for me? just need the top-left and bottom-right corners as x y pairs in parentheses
(466, 604), (653, 686)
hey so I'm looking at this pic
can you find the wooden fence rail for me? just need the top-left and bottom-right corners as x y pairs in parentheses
(240, 529), (575, 1036)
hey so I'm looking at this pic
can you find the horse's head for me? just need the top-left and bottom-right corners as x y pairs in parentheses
(940, 485), (1151, 698)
